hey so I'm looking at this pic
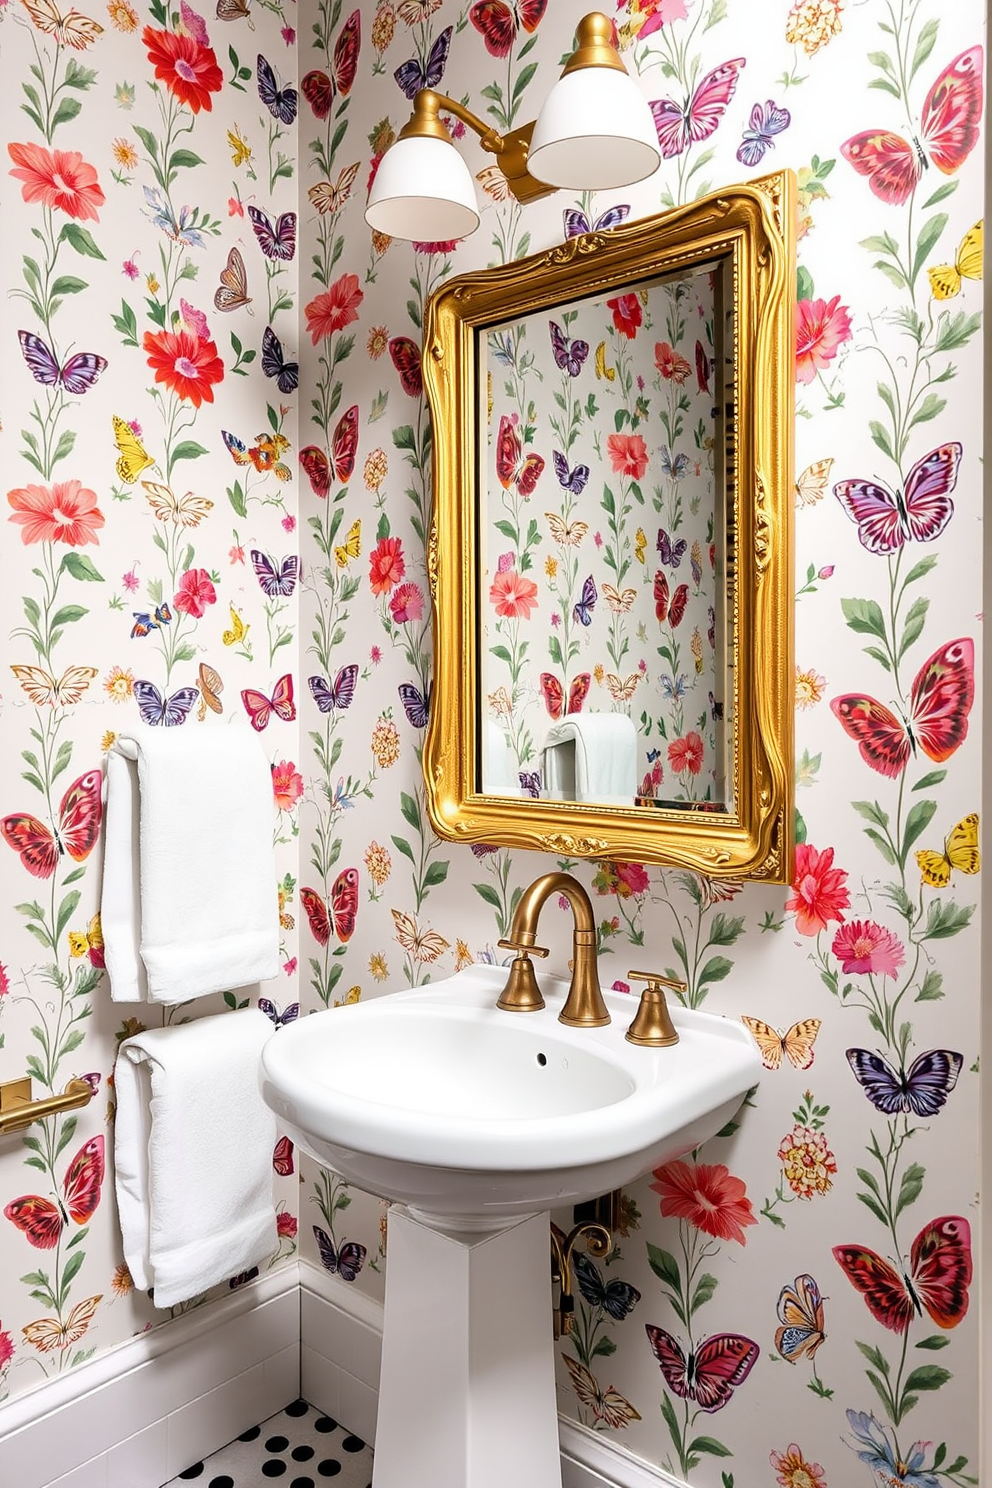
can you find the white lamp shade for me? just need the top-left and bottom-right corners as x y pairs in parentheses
(365, 134), (480, 241)
(527, 67), (661, 191)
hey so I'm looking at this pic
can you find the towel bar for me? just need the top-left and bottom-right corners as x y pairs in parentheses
(0, 1077), (93, 1135)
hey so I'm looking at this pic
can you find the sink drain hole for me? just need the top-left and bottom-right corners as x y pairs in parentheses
(536, 1052), (547, 1067)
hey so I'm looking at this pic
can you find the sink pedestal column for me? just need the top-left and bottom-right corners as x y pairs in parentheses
(372, 1206), (562, 1488)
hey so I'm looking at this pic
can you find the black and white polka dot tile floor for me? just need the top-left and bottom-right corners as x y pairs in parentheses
(163, 1400), (373, 1488)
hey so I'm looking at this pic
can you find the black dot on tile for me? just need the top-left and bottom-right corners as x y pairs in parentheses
(285, 1399), (310, 1417)
(317, 1462), (342, 1477)
(290, 1480), (316, 1488)
(208, 1478), (234, 1488)
(314, 1416), (337, 1433)
(179, 1466), (204, 1480)
(342, 1436), (365, 1453)
(266, 1435), (290, 1452)
(292, 1445), (315, 1462)
(262, 1462), (287, 1478)
(238, 1426), (262, 1442)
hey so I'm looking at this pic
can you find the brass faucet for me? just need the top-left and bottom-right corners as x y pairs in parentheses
(498, 872), (610, 1027)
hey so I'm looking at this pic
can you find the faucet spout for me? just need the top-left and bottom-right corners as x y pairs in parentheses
(504, 872), (610, 1028)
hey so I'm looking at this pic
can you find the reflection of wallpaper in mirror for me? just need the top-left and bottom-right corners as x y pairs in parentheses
(478, 262), (731, 811)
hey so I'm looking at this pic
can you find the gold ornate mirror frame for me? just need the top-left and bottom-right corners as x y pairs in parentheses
(422, 171), (796, 883)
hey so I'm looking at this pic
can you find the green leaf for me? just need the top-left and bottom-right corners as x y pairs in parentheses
(659, 1390), (681, 1449)
(905, 555), (938, 586)
(868, 420), (894, 459)
(903, 1364), (951, 1393)
(645, 1243), (681, 1292)
(856, 1340), (890, 1374)
(423, 861), (449, 888)
(60, 552), (103, 582)
(867, 77), (901, 98)
(915, 1334), (950, 1350)
(794, 808), (807, 845)
(227, 480), (247, 518)
(856, 1191), (890, 1226)
(52, 96), (82, 129)
(61, 1249), (85, 1290)
(169, 149), (205, 170)
(916, 969), (943, 1002)
(56, 891), (81, 939)
(913, 770), (947, 792)
(907, 392), (946, 431)
(60, 223), (105, 260)
(898, 596), (929, 659)
(690, 1273), (718, 1310)
(400, 792), (421, 831)
(50, 604), (87, 628)
(912, 212), (948, 283)
(922, 180), (958, 208)
(796, 266), (815, 302)
(133, 124), (159, 159)
(171, 440), (208, 463)
(902, 799), (937, 856)
(687, 1437), (732, 1459)
(698, 955), (733, 987)
(390, 836), (414, 864)
(922, 899), (974, 940)
(841, 597), (886, 640)
(895, 1161), (925, 1218)
(50, 275), (88, 298)
(852, 799), (889, 830)
(910, 18), (939, 79)
(473, 883), (502, 910)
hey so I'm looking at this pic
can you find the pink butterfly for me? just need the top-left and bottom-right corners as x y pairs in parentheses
(241, 674), (295, 730)
(833, 443), (961, 555)
(650, 59), (745, 160)
(645, 1325), (758, 1412)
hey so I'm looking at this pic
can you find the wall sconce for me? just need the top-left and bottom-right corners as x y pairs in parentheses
(365, 11), (661, 242)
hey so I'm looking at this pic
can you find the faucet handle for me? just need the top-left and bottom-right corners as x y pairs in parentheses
(496, 938), (549, 1013)
(624, 970), (683, 1047)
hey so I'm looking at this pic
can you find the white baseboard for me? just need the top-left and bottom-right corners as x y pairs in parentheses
(0, 1265), (300, 1488)
(299, 1259), (682, 1488)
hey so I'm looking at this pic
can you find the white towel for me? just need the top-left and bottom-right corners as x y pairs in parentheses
(542, 714), (638, 802)
(484, 719), (524, 794)
(102, 723), (280, 1003)
(114, 1009), (277, 1308)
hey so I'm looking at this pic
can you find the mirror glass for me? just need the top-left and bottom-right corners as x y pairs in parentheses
(478, 259), (735, 813)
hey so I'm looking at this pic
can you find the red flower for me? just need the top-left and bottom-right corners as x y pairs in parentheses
(615, 862), (649, 897)
(786, 842), (850, 935)
(369, 535), (405, 595)
(305, 273), (364, 344)
(795, 295), (852, 385)
(143, 328), (224, 406)
(0, 964), (8, 998)
(8, 142), (105, 221)
(650, 1160), (756, 1245)
(142, 27), (223, 113)
(8, 480), (105, 546)
(668, 731), (704, 775)
(655, 340), (692, 383)
(489, 568), (539, 619)
(0, 1328), (13, 1371)
(389, 581), (425, 623)
(607, 293), (642, 338)
(173, 567), (217, 618)
(413, 239), (459, 255)
(831, 918), (904, 977)
(606, 433), (649, 479)
(276, 1211), (298, 1238)
(271, 760), (304, 810)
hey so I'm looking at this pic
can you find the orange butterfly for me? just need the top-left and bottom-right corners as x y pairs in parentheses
(775, 1273), (825, 1363)
(23, 1295), (101, 1353)
(308, 163), (360, 215)
(391, 909), (449, 964)
(20, 0), (103, 47)
(740, 1016), (821, 1071)
(605, 672), (640, 702)
(602, 583), (636, 613)
(213, 247), (252, 313)
(563, 1356), (641, 1430)
(795, 457), (833, 508)
(11, 664), (96, 707)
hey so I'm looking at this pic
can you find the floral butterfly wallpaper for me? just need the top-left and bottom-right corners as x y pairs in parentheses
(0, 1), (987, 1487)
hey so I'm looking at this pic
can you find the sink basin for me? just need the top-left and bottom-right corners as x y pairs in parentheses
(260, 963), (759, 1225)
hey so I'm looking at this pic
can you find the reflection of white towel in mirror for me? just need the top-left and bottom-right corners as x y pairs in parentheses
(542, 714), (637, 804)
(486, 719), (524, 795)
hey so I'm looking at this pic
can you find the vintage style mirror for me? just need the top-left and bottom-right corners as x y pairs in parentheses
(422, 171), (795, 882)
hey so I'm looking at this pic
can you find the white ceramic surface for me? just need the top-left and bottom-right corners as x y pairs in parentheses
(260, 965), (760, 1223)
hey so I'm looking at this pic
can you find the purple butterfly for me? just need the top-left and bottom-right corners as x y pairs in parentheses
(130, 603), (172, 638)
(394, 26), (451, 100)
(229, 1268), (259, 1288)
(736, 99), (791, 167)
(308, 665), (357, 713)
(313, 1225), (367, 1283)
(261, 326), (299, 394)
(846, 1048), (962, 1118)
(657, 527), (687, 569)
(258, 997), (299, 1028)
(562, 204), (630, 239)
(550, 320), (589, 377)
(399, 679), (432, 728)
(252, 549), (299, 597)
(248, 205), (297, 262)
(134, 681), (199, 726)
(257, 53), (297, 123)
(19, 331), (107, 395)
(573, 1251), (641, 1321)
(519, 770), (541, 798)
(661, 447), (689, 482)
(834, 443), (960, 555)
(553, 450), (589, 496)
(573, 574), (597, 626)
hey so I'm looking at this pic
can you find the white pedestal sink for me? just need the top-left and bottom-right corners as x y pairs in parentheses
(260, 966), (760, 1487)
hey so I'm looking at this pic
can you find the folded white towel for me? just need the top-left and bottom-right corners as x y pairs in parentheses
(102, 722), (280, 1003)
(543, 714), (638, 803)
(114, 1009), (277, 1308)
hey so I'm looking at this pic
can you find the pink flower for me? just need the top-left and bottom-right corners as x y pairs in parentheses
(655, 340), (692, 383)
(173, 566), (217, 618)
(271, 760), (304, 810)
(283, 957), (298, 976)
(8, 480), (105, 546)
(831, 919), (905, 977)
(8, 141), (105, 220)
(305, 273), (363, 344)
(281, 24), (295, 43)
(786, 843), (850, 935)
(230, 544), (245, 564)
(123, 257), (140, 279)
(650, 1160), (756, 1245)
(606, 433), (649, 479)
(796, 295), (852, 384)
(122, 565), (139, 592)
(413, 239), (459, 255)
(281, 514), (296, 533)
(228, 196), (244, 217)
(0, 963), (9, 998)
(818, 565), (834, 580)
(276, 1211), (298, 1238)
(369, 535), (405, 595)
(489, 568), (539, 619)
(616, 862), (649, 896)
(370, 646), (382, 665)
(625, 0), (689, 38)
(389, 581), (425, 624)
(0, 1327), (13, 1370)
(668, 732), (704, 774)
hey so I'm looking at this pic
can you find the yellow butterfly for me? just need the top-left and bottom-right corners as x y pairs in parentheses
(142, 481), (213, 528)
(277, 883), (294, 930)
(928, 220), (983, 300)
(916, 813), (980, 888)
(227, 126), (252, 168)
(690, 628), (703, 674)
(334, 986), (362, 1006)
(740, 1016), (821, 1072)
(605, 672), (640, 702)
(602, 583), (636, 613)
(308, 163), (360, 216)
(334, 518), (361, 568)
(476, 164), (510, 202)
(222, 604), (249, 647)
(795, 457), (834, 509)
(634, 527), (647, 564)
(197, 661), (223, 720)
(22, 1295), (101, 1353)
(545, 512), (588, 547)
(113, 415), (154, 483)
(11, 664), (96, 707)
(595, 341), (616, 382)
(391, 908), (449, 964)
(20, 0), (103, 47)
(488, 685), (512, 716)
(563, 1357), (641, 1431)
(68, 913), (103, 960)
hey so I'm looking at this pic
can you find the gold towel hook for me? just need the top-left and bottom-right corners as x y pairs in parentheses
(0, 1077), (94, 1136)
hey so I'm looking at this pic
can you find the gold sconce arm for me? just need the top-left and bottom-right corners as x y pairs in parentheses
(0, 1077), (94, 1136)
(399, 89), (557, 207)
